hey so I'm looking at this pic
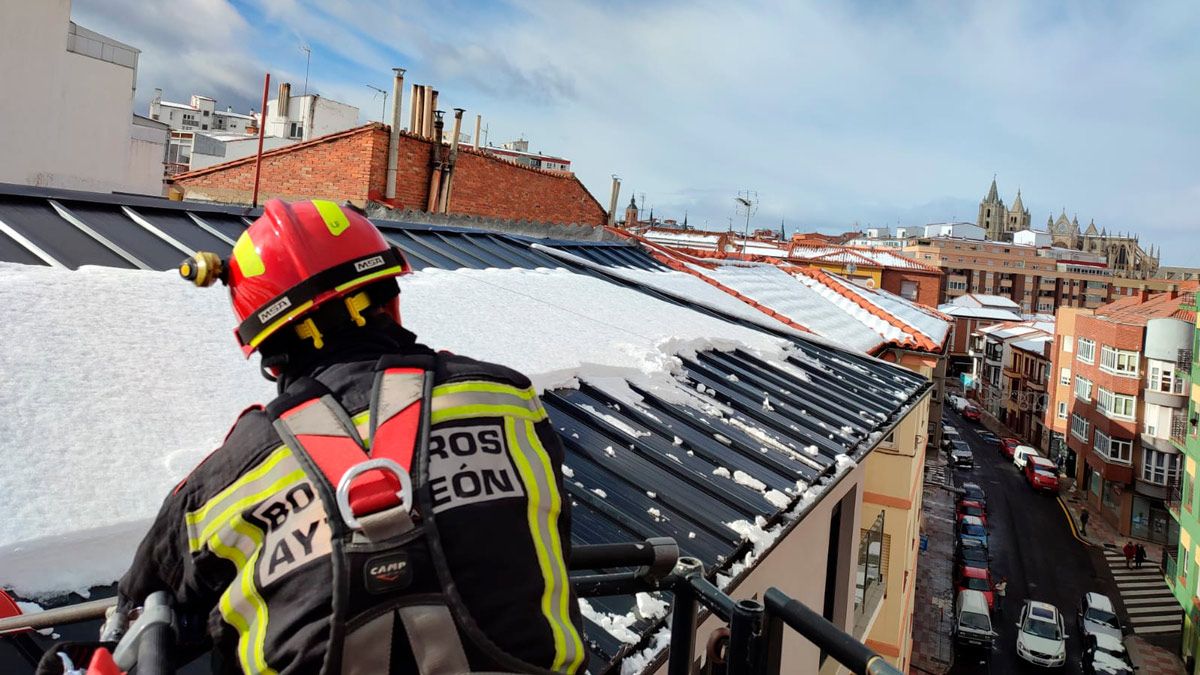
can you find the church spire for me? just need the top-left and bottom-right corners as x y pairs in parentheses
(985, 175), (999, 203)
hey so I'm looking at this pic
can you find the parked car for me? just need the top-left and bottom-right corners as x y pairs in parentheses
(962, 405), (982, 421)
(1081, 633), (1134, 675)
(956, 536), (990, 568)
(954, 589), (997, 650)
(1026, 456), (1060, 493)
(956, 499), (988, 527)
(955, 564), (996, 610)
(1078, 592), (1122, 642)
(1015, 600), (1068, 669)
(977, 430), (999, 445)
(951, 442), (975, 469)
(1013, 445), (1040, 470)
(959, 482), (987, 507)
(1000, 437), (1021, 459)
(958, 515), (988, 548)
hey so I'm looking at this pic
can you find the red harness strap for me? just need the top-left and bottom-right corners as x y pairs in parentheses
(277, 368), (426, 520)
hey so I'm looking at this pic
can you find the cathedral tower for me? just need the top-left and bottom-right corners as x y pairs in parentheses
(977, 177), (1006, 241)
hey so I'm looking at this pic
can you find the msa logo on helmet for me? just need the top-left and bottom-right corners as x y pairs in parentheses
(364, 552), (412, 594)
(257, 296), (293, 324)
(354, 255), (385, 273)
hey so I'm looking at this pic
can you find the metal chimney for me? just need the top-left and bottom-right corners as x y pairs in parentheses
(473, 114), (482, 149)
(607, 176), (621, 227)
(450, 108), (464, 154)
(386, 68), (406, 200)
(409, 83), (421, 132)
(422, 86), (435, 139)
(278, 82), (291, 117)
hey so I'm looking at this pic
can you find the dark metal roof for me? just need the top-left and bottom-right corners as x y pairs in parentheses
(0, 184), (931, 672)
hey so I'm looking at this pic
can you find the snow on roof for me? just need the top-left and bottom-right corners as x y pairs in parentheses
(0, 262), (804, 597)
(1010, 336), (1052, 354)
(640, 229), (723, 250)
(948, 293), (1020, 309)
(687, 262), (893, 353)
(937, 304), (1023, 321)
(819, 274), (950, 347)
(788, 246), (934, 271)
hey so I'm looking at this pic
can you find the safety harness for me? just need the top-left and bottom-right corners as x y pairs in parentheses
(268, 354), (539, 675)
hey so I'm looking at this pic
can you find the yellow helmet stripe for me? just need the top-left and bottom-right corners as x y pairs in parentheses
(313, 200), (351, 236)
(232, 233), (265, 277)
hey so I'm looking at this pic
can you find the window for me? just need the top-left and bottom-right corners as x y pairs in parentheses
(1100, 346), (1139, 377)
(1150, 363), (1188, 394)
(1057, 401), (1068, 419)
(1141, 449), (1180, 486)
(203, 110), (210, 116)
(1063, 336), (1074, 354)
(948, 280), (968, 291)
(900, 280), (918, 301)
(1060, 367), (1071, 386)
(1074, 376), (1093, 402)
(288, 122), (303, 139)
(1097, 388), (1136, 420)
(1094, 430), (1132, 464)
(1071, 413), (1090, 441)
(1077, 338), (1096, 364)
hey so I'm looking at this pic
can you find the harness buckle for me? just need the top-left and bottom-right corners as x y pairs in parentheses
(336, 458), (413, 531)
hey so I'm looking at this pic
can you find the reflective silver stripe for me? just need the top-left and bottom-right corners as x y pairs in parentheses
(399, 605), (471, 675)
(358, 505), (415, 541)
(0, 215), (66, 267)
(373, 371), (425, 429)
(342, 611), (396, 675)
(47, 199), (150, 270)
(431, 387), (544, 418)
(282, 397), (360, 440)
(186, 212), (238, 247)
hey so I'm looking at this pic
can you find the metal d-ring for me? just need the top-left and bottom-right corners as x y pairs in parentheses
(336, 458), (413, 531)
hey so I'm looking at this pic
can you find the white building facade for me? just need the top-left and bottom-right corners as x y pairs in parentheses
(0, 0), (167, 195)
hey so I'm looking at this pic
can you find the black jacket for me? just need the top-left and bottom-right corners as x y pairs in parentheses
(118, 326), (587, 674)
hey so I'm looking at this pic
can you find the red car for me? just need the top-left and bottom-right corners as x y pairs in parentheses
(956, 500), (988, 527)
(962, 406), (982, 421)
(1000, 437), (1021, 459)
(955, 564), (996, 610)
(1025, 456), (1060, 492)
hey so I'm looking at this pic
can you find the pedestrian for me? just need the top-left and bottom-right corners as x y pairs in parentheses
(54, 200), (589, 673)
(1135, 544), (1148, 569)
(1080, 508), (1090, 536)
(1123, 541), (1136, 569)
(995, 576), (1008, 615)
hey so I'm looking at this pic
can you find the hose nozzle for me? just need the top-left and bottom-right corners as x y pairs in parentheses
(180, 251), (225, 287)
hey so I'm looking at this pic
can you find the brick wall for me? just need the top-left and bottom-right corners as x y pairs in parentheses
(175, 124), (389, 205)
(174, 124), (607, 226)
(880, 270), (943, 308)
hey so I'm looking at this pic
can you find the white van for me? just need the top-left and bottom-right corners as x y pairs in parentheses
(954, 589), (996, 649)
(1013, 445), (1040, 470)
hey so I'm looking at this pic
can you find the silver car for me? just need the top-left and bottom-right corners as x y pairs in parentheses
(1079, 592), (1122, 642)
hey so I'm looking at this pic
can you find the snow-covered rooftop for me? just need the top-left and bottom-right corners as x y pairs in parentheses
(938, 304), (1024, 321)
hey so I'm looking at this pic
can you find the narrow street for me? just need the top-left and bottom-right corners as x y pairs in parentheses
(944, 412), (1119, 674)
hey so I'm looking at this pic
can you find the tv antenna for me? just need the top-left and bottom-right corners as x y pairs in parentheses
(365, 84), (388, 123)
(734, 190), (758, 253)
(299, 44), (312, 97)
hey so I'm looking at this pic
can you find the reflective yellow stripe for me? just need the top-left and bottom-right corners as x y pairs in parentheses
(189, 469), (307, 551)
(351, 410), (371, 448)
(247, 300), (316, 349)
(333, 265), (407, 292)
(435, 381), (537, 401)
(431, 403), (548, 425)
(186, 447), (292, 529)
(313, 200), (350, 236)
(210, 518), (278, 675)
(232, 232), (265, 277)
(527, 419), (585, 674)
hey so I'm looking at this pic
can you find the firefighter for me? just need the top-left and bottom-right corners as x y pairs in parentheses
(106, 200), (585, 674)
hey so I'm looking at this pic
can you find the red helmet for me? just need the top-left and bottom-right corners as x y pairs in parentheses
(180, 199), (411, 356)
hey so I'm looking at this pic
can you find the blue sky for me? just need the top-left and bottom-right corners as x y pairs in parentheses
(73, 0), (1200, 265)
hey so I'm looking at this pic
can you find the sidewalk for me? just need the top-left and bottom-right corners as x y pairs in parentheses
(1127, 635), (1186, 675)
(910, 455), (956, 675)
(1059, 482), (1163, 562)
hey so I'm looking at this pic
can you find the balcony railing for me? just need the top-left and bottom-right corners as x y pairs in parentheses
(1167, 475), (1184, 517)
(1171, 412), (1189, 445)
(1180, 348), (1194, 371)
(853, 513), (886, 639)
(1164, 546), (1178, 582)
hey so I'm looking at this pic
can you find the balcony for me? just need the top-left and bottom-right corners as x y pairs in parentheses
(1163, 546), (1178, 586)
(1171, 412), (1189, 446)
(1179, 348), (1194, 371)
(1167, 475), (1183, 521)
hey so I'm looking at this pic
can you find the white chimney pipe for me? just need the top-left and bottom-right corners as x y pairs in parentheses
(473, 114), (482, 150)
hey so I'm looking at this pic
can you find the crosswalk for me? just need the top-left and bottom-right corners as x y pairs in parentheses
(1102, 549), (1182, 635)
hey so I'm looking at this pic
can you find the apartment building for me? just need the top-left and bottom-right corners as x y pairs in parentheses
(939, 294), (1024, 373)
(1047, 290), (1195, 543)
(1164, 293), (1200, 673)
(969, 320), (1053, 435)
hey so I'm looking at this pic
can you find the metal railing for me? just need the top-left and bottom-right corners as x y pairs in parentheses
(2, 538), (902, 675)
(1171, 412), (1189, 445)
(1179, 348), (1194, 371)
(854, 513), (886, 638)
(1164, 546), (1178, 581)
(1168, 475), (1184, 516)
